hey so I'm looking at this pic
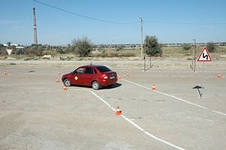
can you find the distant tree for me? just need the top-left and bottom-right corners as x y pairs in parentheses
(144, 36), (162, 56)
(182, 43), (192, 51)
(24, 44), (45, 56)
(56, 47), (65, 54)
(116, 45), (125, 51)
(7, 42), (11, 47)
(0, 43), (6, 55)
(207, 42), (216, 52)
(11, 45), (17, 54)
(72, 37), (93, 57)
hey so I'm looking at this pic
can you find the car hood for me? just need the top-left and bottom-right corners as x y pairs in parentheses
(62, 72), (73, 77)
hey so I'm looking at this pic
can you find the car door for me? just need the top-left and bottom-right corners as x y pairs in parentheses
(80, 66), (93, 86)
(70, 67), (85, 85)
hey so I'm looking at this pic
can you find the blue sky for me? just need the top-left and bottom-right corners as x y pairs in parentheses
(0, 0), (226, 45)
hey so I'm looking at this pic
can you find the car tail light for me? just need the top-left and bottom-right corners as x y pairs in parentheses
(103, 75), (108, 79)
(102, 74), (108, 79)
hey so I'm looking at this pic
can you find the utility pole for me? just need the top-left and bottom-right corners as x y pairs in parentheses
(33, 7), (38, 45)
(139, 17), (144, 59)
(193, 39), (196, 72)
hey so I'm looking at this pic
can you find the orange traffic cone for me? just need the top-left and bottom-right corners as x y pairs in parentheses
(56, 78), (59, 82)
(118, 74), (122, 80)
(152, 84), (156, 91)
(217, 73), (222, 79)
(63, 86), (67, 91)
(115, 106), (122, 116)
(126, 72), (129, 77)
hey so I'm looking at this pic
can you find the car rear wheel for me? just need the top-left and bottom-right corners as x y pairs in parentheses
(92, 81), (100, 90)
(63, 78), (71, 87)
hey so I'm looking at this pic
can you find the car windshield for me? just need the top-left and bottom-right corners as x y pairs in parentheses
(96, 66), (111, 72)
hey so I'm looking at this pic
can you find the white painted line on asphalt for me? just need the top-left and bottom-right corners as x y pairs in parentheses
(123, 79), (153, 91)
(90, 91), (186, 150)
(91, 91), (116, 112)
(123, 79), (226, 117)
(154, 90), (208, 110)
(212, 110), (226, 116)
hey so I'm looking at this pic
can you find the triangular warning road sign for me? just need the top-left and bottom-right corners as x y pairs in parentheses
(197, 47), (212, 62)
(6, 49), (12, 56)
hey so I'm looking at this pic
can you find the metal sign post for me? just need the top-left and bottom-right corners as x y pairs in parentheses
(194, 47), (212, 98)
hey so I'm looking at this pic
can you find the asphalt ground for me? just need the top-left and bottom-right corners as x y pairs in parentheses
(0, 60), (225, 150)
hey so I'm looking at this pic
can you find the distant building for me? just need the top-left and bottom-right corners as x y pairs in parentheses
(3, 43), (19, 47)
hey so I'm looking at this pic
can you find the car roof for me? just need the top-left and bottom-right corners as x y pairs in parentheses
(79, 64), (105, 68)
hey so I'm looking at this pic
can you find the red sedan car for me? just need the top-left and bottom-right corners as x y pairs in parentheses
(62, 65), (117, 90)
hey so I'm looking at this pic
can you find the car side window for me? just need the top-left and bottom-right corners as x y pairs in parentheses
(76, 67), (85, 74)
(84, 67), (93, 74)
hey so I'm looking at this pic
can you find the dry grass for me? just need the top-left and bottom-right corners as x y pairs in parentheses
(162, 46), (226, 60)
(1, 46), (226, 61)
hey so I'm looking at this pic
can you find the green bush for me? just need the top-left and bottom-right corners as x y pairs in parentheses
(24, 44), (44, 56)
(182, 43), (192, 51)
(207, 42), (216, 52)
(71, 37), (93, 57)
(144, 36), (162, 56)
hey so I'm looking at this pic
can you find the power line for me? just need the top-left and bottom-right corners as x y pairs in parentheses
(33, 0), (137, 24)
(144, 20), (226, 25)
(34, 0), (226, 25)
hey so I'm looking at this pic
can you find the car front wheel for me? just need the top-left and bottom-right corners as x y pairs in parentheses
(63, 78), (71, 87)
(92, 81), (100, 90)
